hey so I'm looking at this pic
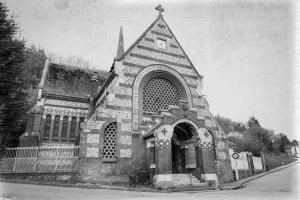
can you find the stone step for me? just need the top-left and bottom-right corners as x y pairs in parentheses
(167, 185), (215, 192)
(171, 174), (205, 187)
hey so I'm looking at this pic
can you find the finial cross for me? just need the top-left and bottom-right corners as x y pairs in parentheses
(155, 4), (164, 15)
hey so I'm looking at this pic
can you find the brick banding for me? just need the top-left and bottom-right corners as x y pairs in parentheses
(170, 44), (179, 49)
(121, 119), (132, 123)
(194, 105), (205, 109)
(137, 45), (185, 59)
(119, 83), (132, 88)
(188, 84), (197, 89)
(123, 62), (144, 69)
(183, 74), (199, 80)
(130, 53), (192, 70)
(157, 24), (166, 28)
(106, 105), (132, 111)
(44, 104), (89, 110)
(151, 30), (172, 39)
(115, 94), (132, 100)
(124, 73), (136, 77)
(145, 38), (155, 42)
(96, 116), (116, 121)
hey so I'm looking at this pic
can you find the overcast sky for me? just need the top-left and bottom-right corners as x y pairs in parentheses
(4, 0), (300, 140)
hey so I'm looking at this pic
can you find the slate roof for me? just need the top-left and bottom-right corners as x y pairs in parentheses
(44, 63), (108, 98)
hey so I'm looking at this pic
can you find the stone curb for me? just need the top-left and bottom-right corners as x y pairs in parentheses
(0, 178), (168, 193)
(220, 160), (299, 190)
(1, 160), (297, 193)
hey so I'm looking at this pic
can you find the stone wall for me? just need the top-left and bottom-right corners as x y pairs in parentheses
(77, 15), (234, 184)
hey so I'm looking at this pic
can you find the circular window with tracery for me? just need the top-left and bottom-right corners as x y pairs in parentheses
(142, 77), (179, 113)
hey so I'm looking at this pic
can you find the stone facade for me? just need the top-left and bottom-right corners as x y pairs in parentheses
(23, 9), (234, 187)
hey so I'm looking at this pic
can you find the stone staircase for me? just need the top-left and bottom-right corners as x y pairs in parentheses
(171, 174), (208, 187)
(154, 174), (210, 189)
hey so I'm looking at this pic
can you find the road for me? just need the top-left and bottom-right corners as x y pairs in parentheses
(0, 163), (299, 200)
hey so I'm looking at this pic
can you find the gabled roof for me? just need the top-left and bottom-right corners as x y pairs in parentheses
(115, 15), (161, 61)
(115, 14), (203, 79)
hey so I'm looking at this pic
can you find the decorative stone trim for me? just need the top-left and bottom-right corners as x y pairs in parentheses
(170, 44), (179, 49)
(44, 104), (89, 110)
(151, 30), (172, 39)
(115, 94), (132, 100)
(188, 84), (197, 89)
(123, 62), (144, 69)
(45, 99), (89, 108)
(137, 45), (185, 59)
(43, 106), (88, 118)
(124, 72), (136, 77)
(106, 105), (132, 111)
(132, 64), (192, 130)
(171, 118), (199, 129)
(119, 83), (132, 88)
(130, 53), (192, 70)
(145, 37), (155, 42)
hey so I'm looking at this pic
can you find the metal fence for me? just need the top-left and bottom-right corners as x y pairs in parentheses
(0, 146), (79, 173)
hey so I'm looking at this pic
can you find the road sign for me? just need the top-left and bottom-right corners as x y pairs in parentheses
(232, 152), (239, 159)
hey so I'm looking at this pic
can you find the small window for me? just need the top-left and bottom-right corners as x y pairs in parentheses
(102, 122), (117, 160)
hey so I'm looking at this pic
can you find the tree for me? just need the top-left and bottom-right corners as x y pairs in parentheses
(0, 2), (26, 147)
(248, 116), (261, 129)
(278, 133), (291, 153)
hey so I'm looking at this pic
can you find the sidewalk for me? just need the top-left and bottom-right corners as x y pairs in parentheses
(1, 160), (298, 192)
(221, 160), (299, 190)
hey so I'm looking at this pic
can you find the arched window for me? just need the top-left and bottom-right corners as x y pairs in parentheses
(102, 122), (117, 159)
(61, 116), (68, 140)
(43, 114), (51, 140)
(70, 117), (76, 139)
(52, 115), (60, 140)
(143, 77), (179, 113)
(79, 117), (85, 133)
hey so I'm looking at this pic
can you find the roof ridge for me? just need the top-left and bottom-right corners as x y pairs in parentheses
(115, 15), (161, 61)
(160, 17), (203, 79)
(50, 62), (108, 74)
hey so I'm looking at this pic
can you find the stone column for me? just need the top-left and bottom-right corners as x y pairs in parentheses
(180, 144), (188, 172)
(66, 117), (72, 141)
(58, 117), (63, 141)
(195, 143), (204, 180)
(146, 140), (155, 181)
(49, 115), (55, 141)
(154, 125), (173, 175)
(74, 117), (81, 144)
(75, 117), (80, 136)
(40, 114), (46, 140)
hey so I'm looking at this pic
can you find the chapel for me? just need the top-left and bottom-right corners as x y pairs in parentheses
(23, 5), (234, 187)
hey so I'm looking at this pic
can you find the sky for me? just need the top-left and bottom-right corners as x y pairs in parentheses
(4, 0), (300, 140)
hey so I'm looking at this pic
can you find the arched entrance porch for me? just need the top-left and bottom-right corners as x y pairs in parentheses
(171, 122), (198, 174)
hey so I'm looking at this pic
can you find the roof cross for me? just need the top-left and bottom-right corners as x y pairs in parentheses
(155, 4), (164, 15)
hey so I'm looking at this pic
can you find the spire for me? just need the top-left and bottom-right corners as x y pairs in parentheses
(116, 26), (124, 60)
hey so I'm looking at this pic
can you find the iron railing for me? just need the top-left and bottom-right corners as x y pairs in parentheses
(0, 146), (79, 173)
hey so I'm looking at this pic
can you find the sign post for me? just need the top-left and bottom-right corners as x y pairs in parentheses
(232, 152), (239, 180)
